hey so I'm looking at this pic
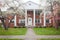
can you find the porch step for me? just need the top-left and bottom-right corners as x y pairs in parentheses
(26, 26), (34, 28)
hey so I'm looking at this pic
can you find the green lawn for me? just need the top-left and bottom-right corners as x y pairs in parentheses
(40, 38), (60, 40)
(33, 28), (60, 35)
(0, 39), (23, 40)
(0, 28), (27, 35)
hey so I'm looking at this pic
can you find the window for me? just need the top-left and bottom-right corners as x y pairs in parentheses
(46, 19), (49, 23)
(46, 19), (51, 23)
(35, 19), (40, 24)
(19, 19), (25, 24)
(35, 19), (37, 23)
(9, 19), (14, 23)
(19, 19), (25, 26)
(40, 19), (41, 23)
(35, 10), (42, 15)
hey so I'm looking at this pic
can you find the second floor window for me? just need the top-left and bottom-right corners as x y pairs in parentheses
(35, 10), (42, 15)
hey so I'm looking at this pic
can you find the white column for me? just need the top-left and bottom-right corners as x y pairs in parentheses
(25, 9), (27, 26)
(33, 9), (35, 26)
(40, 19), (41, 23)
(44, 12), (46, 26)
(14, 15), (17, 26)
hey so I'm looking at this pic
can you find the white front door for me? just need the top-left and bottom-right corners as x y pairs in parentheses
(28, 18), (32, 26)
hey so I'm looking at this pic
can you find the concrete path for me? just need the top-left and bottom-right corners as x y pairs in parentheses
(0, 28), (60, 40)
(25, 28), (37, 40)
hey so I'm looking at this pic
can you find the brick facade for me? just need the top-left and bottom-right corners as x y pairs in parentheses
(0, 1), (60, 28)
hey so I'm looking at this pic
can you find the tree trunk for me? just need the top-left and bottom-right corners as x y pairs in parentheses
(1, 19), (8, 30)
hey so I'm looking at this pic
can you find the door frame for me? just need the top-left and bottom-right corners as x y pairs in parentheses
(28, 17), (32, 26)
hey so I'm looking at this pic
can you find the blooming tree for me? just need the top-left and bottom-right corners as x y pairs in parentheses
(0, 0), (25, 30)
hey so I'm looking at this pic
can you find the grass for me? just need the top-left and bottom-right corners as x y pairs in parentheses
(33, 27), (60, 35)
(0, 39), (23, 40)
(40, 38), (60, 40)
(0, 28), (27, 35)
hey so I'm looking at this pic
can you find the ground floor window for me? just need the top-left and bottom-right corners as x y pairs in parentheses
(46, 19), (51, 23)
(46, 19), (49, 23)
(35, 19), (40, 24)
(19, 19), (25, 26)
(19, 19), (25, 24)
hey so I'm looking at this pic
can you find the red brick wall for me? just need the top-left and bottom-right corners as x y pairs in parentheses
(5, 14), (14, 28)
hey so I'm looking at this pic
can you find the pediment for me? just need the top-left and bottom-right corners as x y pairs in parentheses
(20, 1), (41, 9)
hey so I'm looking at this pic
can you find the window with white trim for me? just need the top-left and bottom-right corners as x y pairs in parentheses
(46, 19), (49, 23)
(19, 19), (25, 24)
(35, 10), (42, 15)
(35, 19), (40, 24)
(40, 19), (41, 23)
(9, 19), (14, 23)
(49, 19), (51, 23)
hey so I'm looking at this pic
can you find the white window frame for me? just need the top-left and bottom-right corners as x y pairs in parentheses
(0, 20), (1, 23)
(35, 19), (40, 24)
(40, 19), (41, 23)
(49, 19), (51, 23)
(19, 19), (25, 23)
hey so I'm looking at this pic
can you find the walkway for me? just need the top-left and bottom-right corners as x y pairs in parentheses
(0, 28), (60, 40)
(25, 28), (37, 40)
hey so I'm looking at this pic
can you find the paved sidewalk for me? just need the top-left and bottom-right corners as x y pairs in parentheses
(25, 28), (37, 40)
(0, 28), (60, 40)
(0, 35), (25, 39)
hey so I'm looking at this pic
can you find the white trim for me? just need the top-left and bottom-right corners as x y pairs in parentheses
(33, 9), (35, 26)
(44, 12), (46, 26)
(0, 20), (1, 23)
(14, 15), (17, 26)
(40, 19), (41, 23)
(49, 19), (51, 23)
(19, 19), (21, 23)
(25, 9), (27, 26)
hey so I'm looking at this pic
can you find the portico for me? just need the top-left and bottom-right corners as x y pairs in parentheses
(25, 9), (35, 27)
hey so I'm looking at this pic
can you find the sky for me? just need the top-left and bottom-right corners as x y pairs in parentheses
(0, 0), (47, 11)
(21, 0), (40, 4)
(0, 0), (57, 11)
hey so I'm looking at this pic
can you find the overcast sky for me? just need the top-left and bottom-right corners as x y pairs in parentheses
(0, 0), (59, 11)
(0, 0), (47, 11)
(22, 0), (40, 4)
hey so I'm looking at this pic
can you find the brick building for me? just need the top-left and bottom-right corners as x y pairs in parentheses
(0, 1), (60, 28)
